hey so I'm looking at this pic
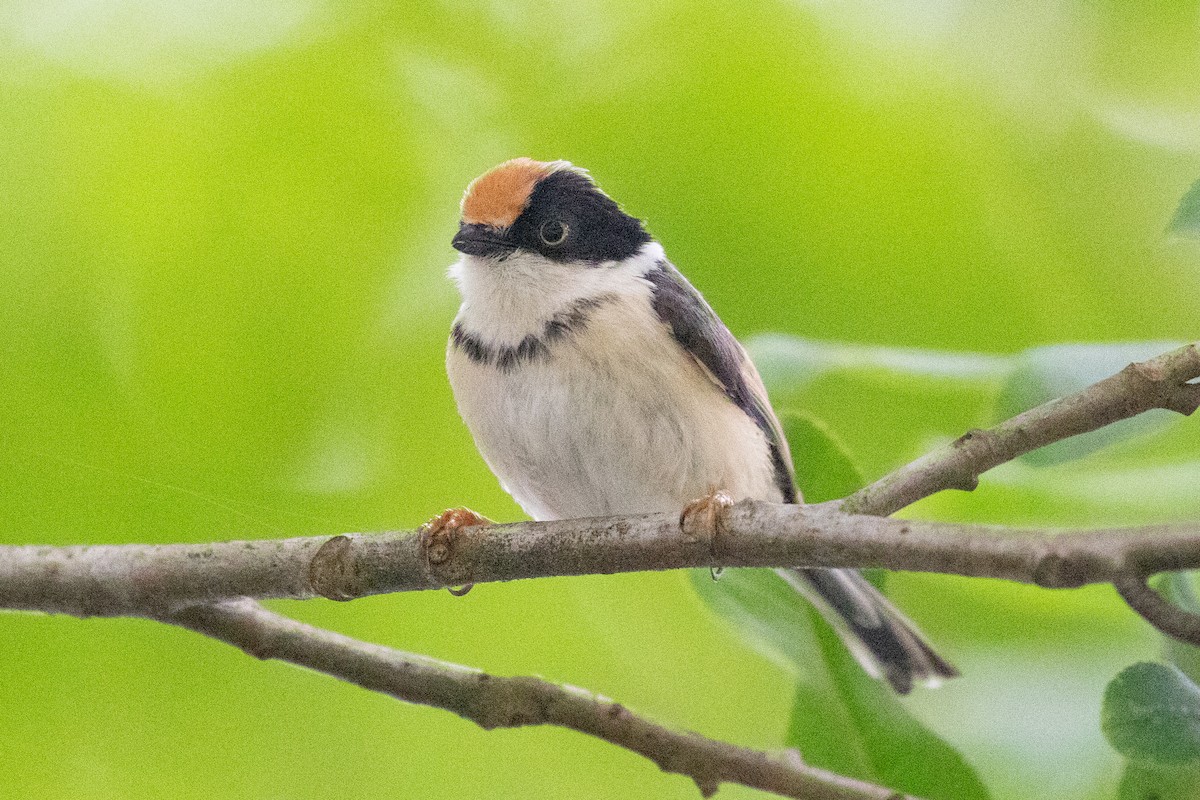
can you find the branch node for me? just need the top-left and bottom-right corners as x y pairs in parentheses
(693, 776), (721, 798)
(1125, 354), (1200, 415)
(948, 473), (980, 492)
(953, 428), (985, 447)
(309, 535), (358, 602)
(1124, 358), (1167, 384)
(1031, 552), (1089, 589)
(426, 539), (450, 565)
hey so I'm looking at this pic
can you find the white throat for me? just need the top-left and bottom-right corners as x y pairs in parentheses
(448, 241), (665, 348)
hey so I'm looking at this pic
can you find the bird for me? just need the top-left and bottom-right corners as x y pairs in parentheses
(439, 157), (957, 693)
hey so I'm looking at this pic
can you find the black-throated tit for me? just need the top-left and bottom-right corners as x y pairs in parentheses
(445, 158), (956, 693)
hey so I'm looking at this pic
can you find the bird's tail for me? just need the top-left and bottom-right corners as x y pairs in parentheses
(778, 567), (958, 694)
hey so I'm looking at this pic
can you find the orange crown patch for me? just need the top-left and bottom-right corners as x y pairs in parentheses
(461, 158), (563, 228)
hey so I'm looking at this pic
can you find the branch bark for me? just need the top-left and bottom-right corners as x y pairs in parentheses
(168, 599), (911, 800)
(4, 507), (1200, 616)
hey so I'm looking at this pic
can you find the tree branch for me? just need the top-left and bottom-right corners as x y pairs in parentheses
(4, 507), (1200, 616)
(841, 342), (1200, 517)
(3, 342), (1199, 797)
(4, 344), (1195, 619)
(167, 599), (912, 800)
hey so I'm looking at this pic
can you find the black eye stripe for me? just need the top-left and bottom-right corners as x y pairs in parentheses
(509, 169), (650, 263)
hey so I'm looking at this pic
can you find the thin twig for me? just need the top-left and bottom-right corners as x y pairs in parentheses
(842, 342), (1200, 517)
(168, 599), (914, 800)
(1112, 572), (1200, 646)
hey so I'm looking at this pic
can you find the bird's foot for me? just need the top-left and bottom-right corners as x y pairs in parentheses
(679, 490), (734, 566)
(421, 507), (492, 596)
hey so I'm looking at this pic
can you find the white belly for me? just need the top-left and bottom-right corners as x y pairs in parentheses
(447, 297), (782, 521)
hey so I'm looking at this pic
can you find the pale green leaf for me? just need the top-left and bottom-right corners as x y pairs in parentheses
(781, 411), (866, 504)
(995, 342), (1184, 466)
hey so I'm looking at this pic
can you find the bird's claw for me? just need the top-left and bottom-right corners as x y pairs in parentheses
(420, 507), (491, 596)
(679, 490), (734, 544)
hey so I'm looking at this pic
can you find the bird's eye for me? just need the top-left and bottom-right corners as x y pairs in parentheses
(539, 220), (569, 246)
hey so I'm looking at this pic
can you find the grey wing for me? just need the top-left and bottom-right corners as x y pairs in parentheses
(645, 259), (798, 503)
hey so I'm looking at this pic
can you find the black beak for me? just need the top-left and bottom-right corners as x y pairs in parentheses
(452, 223), (515, 257)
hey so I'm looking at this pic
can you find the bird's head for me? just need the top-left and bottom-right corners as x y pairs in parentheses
(452, 158), (650, 266)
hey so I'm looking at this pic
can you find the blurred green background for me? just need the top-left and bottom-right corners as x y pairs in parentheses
(1, 1), (1198, 798)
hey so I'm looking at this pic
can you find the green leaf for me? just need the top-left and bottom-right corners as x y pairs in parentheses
(1103, 662), (1200, 765)
(690, 565), (828, 671)
(781, 411), (866, 504)
(788, 609), (989, 800)
(780, 412), (885, 587)
(994, 342), (1184, 466)
(691, 568), (989, 798)
(1118, 762), (1200, 800)
(690, 568), (873, 774)
(782, 410), (888, 592)
(691, 412), (986, 797)
(1108, 587), (1200, 797)
(1168, 179), (1200, 238)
